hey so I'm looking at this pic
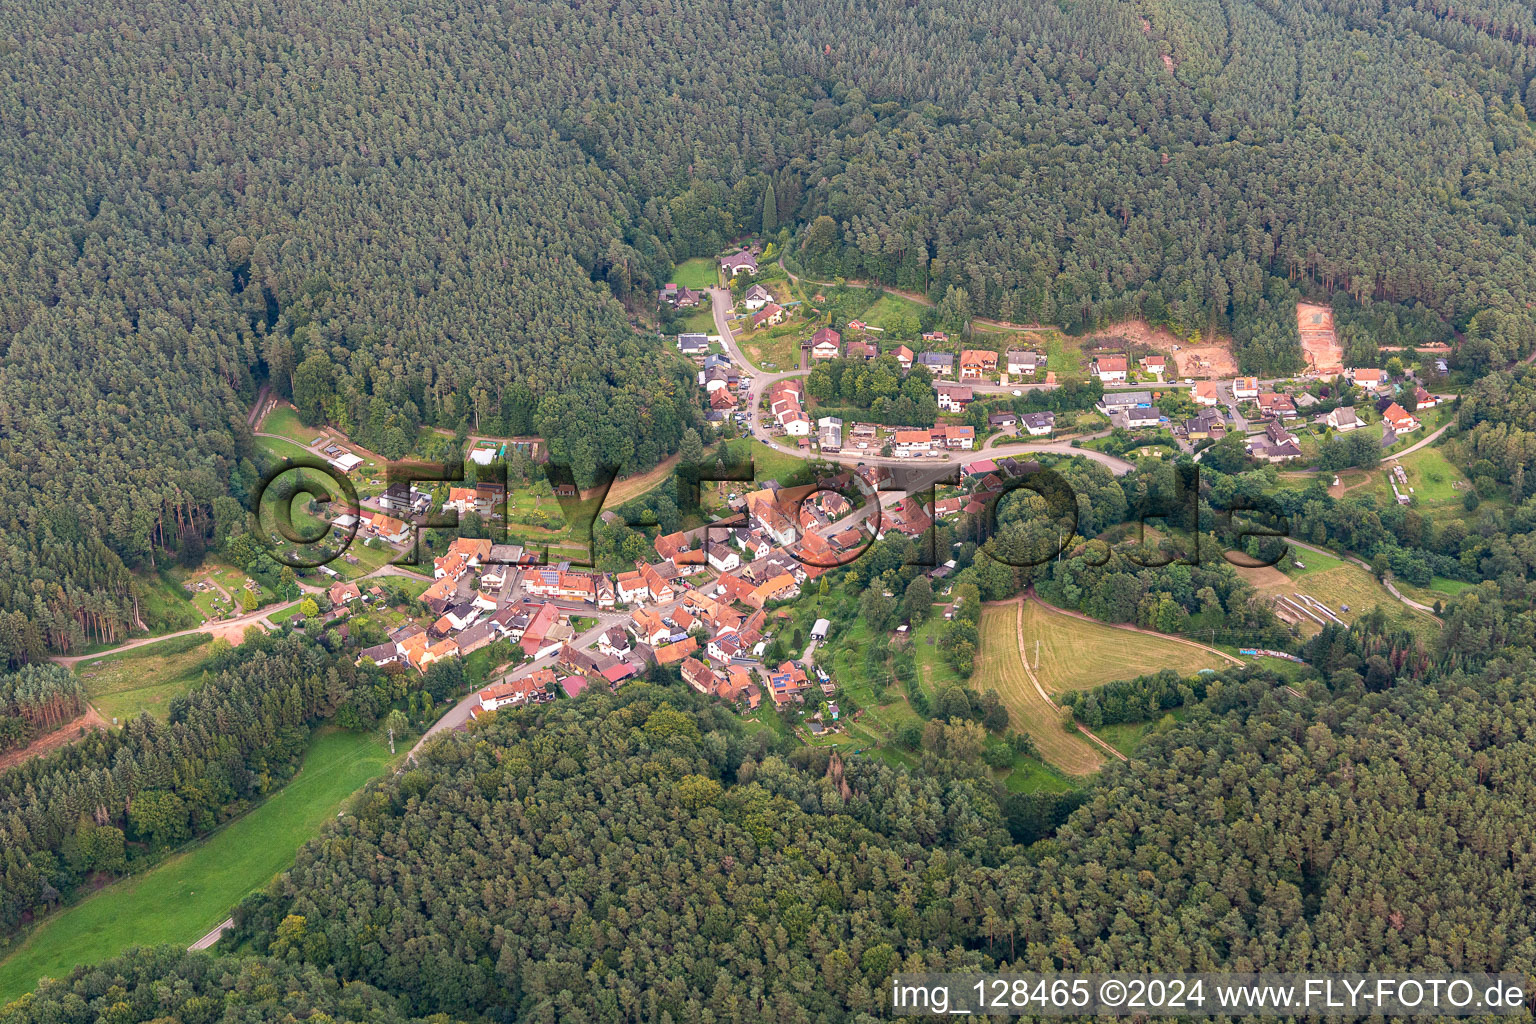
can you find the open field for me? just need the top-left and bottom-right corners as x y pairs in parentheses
(857, 292), (929, 330)
(1397, 576), (1474, 607)
(258, 404), (324, 446)
(976, 602), (1104, 775)
(1019, 598), (1230, 692)
(134, 571), (204, 635)
(1372, 444), (1467, 510)
(0, 729), (394, 1002)
(74, 633), (216, 723)
(1237, 558), (1439, 640)
(669, 258), (719, 290)
(737, 319), (805, 373)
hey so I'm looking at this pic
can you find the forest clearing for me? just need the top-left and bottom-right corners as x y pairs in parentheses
(0, 729), (394, 1003)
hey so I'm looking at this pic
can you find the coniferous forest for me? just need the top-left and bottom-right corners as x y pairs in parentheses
(3, 0), (1536, 656)
(3, 0), (1536, 1018)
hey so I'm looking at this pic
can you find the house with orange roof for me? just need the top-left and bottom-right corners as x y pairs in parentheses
(615, 570), (647, 604)
(942, 425), (975, 450)
(1194, 380), (1220, 406)
(958, 349), (998, 380)
(747, 574), (800, 609)
(630, 608), (671, 646)
(893, 429), (933, 457)
(640, 563), (675, 602)
(445, 486), (478, 515)
(519, 602), (563, 657)
(655, 635), (699, 666)
(1382, 402), (1420, 433)
(1091, 355), (1127, 382)
(366, 513), (411, 544)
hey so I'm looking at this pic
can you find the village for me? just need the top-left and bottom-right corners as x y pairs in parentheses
(676, 249), (1452, 471)
(247, 254), (1456, 744)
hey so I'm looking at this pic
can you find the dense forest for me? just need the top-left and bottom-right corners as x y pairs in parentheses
(5, 0), (1536, 1014)
(0, 665), (83, 755)
(192, 658), (1536, 1020)
(4, 0), (1536, 654)
(0, 630), (407, 938)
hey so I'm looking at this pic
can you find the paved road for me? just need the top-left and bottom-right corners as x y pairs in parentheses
(405, 606), (639, 760)
(711, 287), (1140, 476)
(1390, 420), (1452, 459)
(189, 917), (233, 951)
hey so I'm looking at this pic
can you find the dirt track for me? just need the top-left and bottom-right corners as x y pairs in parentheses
(0, 706), (110, 772)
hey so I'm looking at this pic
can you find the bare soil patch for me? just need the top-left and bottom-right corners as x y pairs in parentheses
(1088, 320), (1237, 377)
(0, 706), (110, 772)
(1297, 302), (1344, 376)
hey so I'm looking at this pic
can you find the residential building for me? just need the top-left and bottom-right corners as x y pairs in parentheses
(1232, 376), (1259, 399)
(741, 283), (773, 310)
(893, 345), (914, 371)
(1141, 354), (1167, 375)
(659, 282), (701, 307)
(1348, 367), (1388, 391)
(958, 349), (998, 380)
(915, 351), (954, 377)
(1096, 390), (1153, 415)
(751, 302), (786, 329)
(1092, 355), (1128, 382)
(1257, 393), (1296, 418)
(1194, 380), (1220, 406)
(707, 542), (740, 573)
(988, 411), (1018, 430)
(1006, 350), (1044, 375)
(677, 333), (709, 355)
(941, 425), (975, 450)
(1382, 402), (1420, 433)
(720, 250), (758, 276)
(935, 382), (973, 412)
(810, 327), (841, 360)
(1327, 406), (1361, 431)
(1022, 411), (1055, 436)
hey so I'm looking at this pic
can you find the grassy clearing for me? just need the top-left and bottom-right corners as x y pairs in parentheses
(134, 571), (204, 635)
(253, 433), (319, 463)
(1096, 712), (1185, 758)
(976, 602), (1103, 776)
(738, 320), (806, 372)
(669, 258), (718, 290)
(258, 404), (323, 446)
(74, 633), (216, 723)
(858, 292), (928, 331)
(744, 440), (812, 485)
(1375, 444), (1467, 510)
(1240, 558), (1439, 640)
(0, 728), (394, 1002)
(678, 307), (716, 334)
(1019, 598), (1227, 693)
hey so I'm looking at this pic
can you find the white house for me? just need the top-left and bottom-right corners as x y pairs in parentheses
(1022, 411), (1055, 436)
(1092, 355), (1128, 382)
(707, 543), (741, 573)
(742, 284), (773, 311)
(1232, 376), (1259, 399)
(1327, 406), (1361, 431)
(720, 250), (758, 276)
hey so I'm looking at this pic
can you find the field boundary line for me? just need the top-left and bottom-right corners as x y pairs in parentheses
(1026, 592), (1243, 666)
(1011, 597), (1120, 765)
